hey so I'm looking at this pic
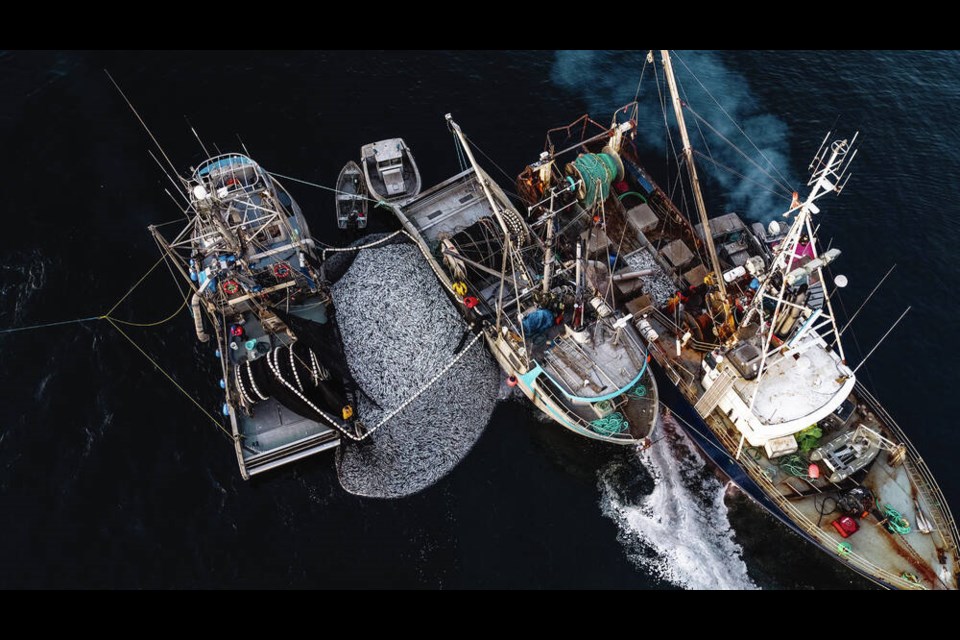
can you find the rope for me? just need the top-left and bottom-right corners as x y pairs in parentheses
(629, 384), (647, 399)
(464, 135), (519, 192)
(683, 103), (794, 197)
(672, 51), (796, 191)
(103, 255), (168, 318)
(693, 150), (792, 201)
(0, 316), (101, 335)
(778, 453), (809, 477)
(105, 317), (234, 439)
(265, 170), (380, 204)
(617, 191), (647, 203)
(878, 500), (912, 535)
(108, 290), (191, 327)
(370, 331), (483, 431)
(591, 412), (629, 436)
(320, 230), (404, 257)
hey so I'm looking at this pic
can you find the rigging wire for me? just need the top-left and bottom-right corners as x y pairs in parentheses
(672, 51), (796, 191)
(683, 102), (794, 197)
(693, 150), (793, 201)
(106, 316), (234, 439)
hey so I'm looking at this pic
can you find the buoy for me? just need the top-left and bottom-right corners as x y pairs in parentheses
(808, 463), (820, 479)
(219, 379), (226, 389)
(506, 375), (518, 387)
(221, 403), (230, 417)
(452, 281), (467, 296)
(222, 279), (240, 295)
(463, 295), (479, 309)
(230, 324), (244, 337)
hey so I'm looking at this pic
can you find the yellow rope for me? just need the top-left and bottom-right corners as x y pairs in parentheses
(105, 290), (191, 327)
(105, 317), (234, 439)
(102, 254), (169, 318)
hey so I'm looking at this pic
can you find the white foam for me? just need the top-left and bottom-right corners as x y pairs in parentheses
(598, 413), (757, 590)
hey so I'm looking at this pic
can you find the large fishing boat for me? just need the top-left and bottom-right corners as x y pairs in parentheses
(375, 117), (658, 445)
(513, 50), (958, 589)
(150, 153), (368, 479)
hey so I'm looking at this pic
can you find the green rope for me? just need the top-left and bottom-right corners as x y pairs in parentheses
(571, 153), (619, 208)
(778, 453), (809, 477)
(630, 384), (647, 399)
(617, 191), (648, 203)
(591, 412), (629, 436)
(878, 500), (911, 534)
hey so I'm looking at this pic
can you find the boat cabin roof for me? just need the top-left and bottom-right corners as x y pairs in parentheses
(366, 139), (405, 164)
(732, 330), (855, 428)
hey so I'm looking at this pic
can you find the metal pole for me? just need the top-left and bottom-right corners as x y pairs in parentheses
(660, 51), (729, 309)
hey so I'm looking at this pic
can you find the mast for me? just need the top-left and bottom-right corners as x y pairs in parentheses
(659, 51), (730, 317)
(446, 114), (513, 243)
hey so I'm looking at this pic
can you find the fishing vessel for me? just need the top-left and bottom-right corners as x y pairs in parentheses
(150, 153), (368, 479)
(514, 50), (957, 589)
(360, 138), (422, 204)
(335, 160), (368, 229)
(377, 117), (658, 445)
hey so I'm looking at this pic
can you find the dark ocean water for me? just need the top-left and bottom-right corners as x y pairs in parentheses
(0, 50), (957, 589)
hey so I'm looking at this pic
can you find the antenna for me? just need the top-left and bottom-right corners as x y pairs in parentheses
(852, 306), (911, 374)
(184, 116), (211, 158)
(105, 70), (183, 190)
(164, 188), (192, 222)
(835, 263), (897, 341)
(237, 134), (252, 158)
(148, 150), (189, 206)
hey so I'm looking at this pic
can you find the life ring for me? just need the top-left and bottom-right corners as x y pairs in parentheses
(222, 279), (240, 295)
(273, 262), (291, 279)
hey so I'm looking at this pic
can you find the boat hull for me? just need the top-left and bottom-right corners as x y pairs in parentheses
(653, 367), (894, 589)
(497, 341), (657, 445)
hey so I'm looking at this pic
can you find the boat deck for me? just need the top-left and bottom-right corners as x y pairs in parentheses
(534, 321), (648, 400)
(361, 139), (422, 203)
(623, 205), (959, 590)
(226, 300), (340, 475)
(708, 396), (958, 590)
(402, 169), (489, 242)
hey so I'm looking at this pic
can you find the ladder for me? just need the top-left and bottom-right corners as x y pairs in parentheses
(694, 367), (735, 416)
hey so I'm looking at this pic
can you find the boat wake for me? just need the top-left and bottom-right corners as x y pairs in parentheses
(598, 413), (757, 590)
(333, 242), (499, 499)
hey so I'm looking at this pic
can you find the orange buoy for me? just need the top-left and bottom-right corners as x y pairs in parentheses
(808, 463), (820, 479)
(506, 375), (518, 387)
